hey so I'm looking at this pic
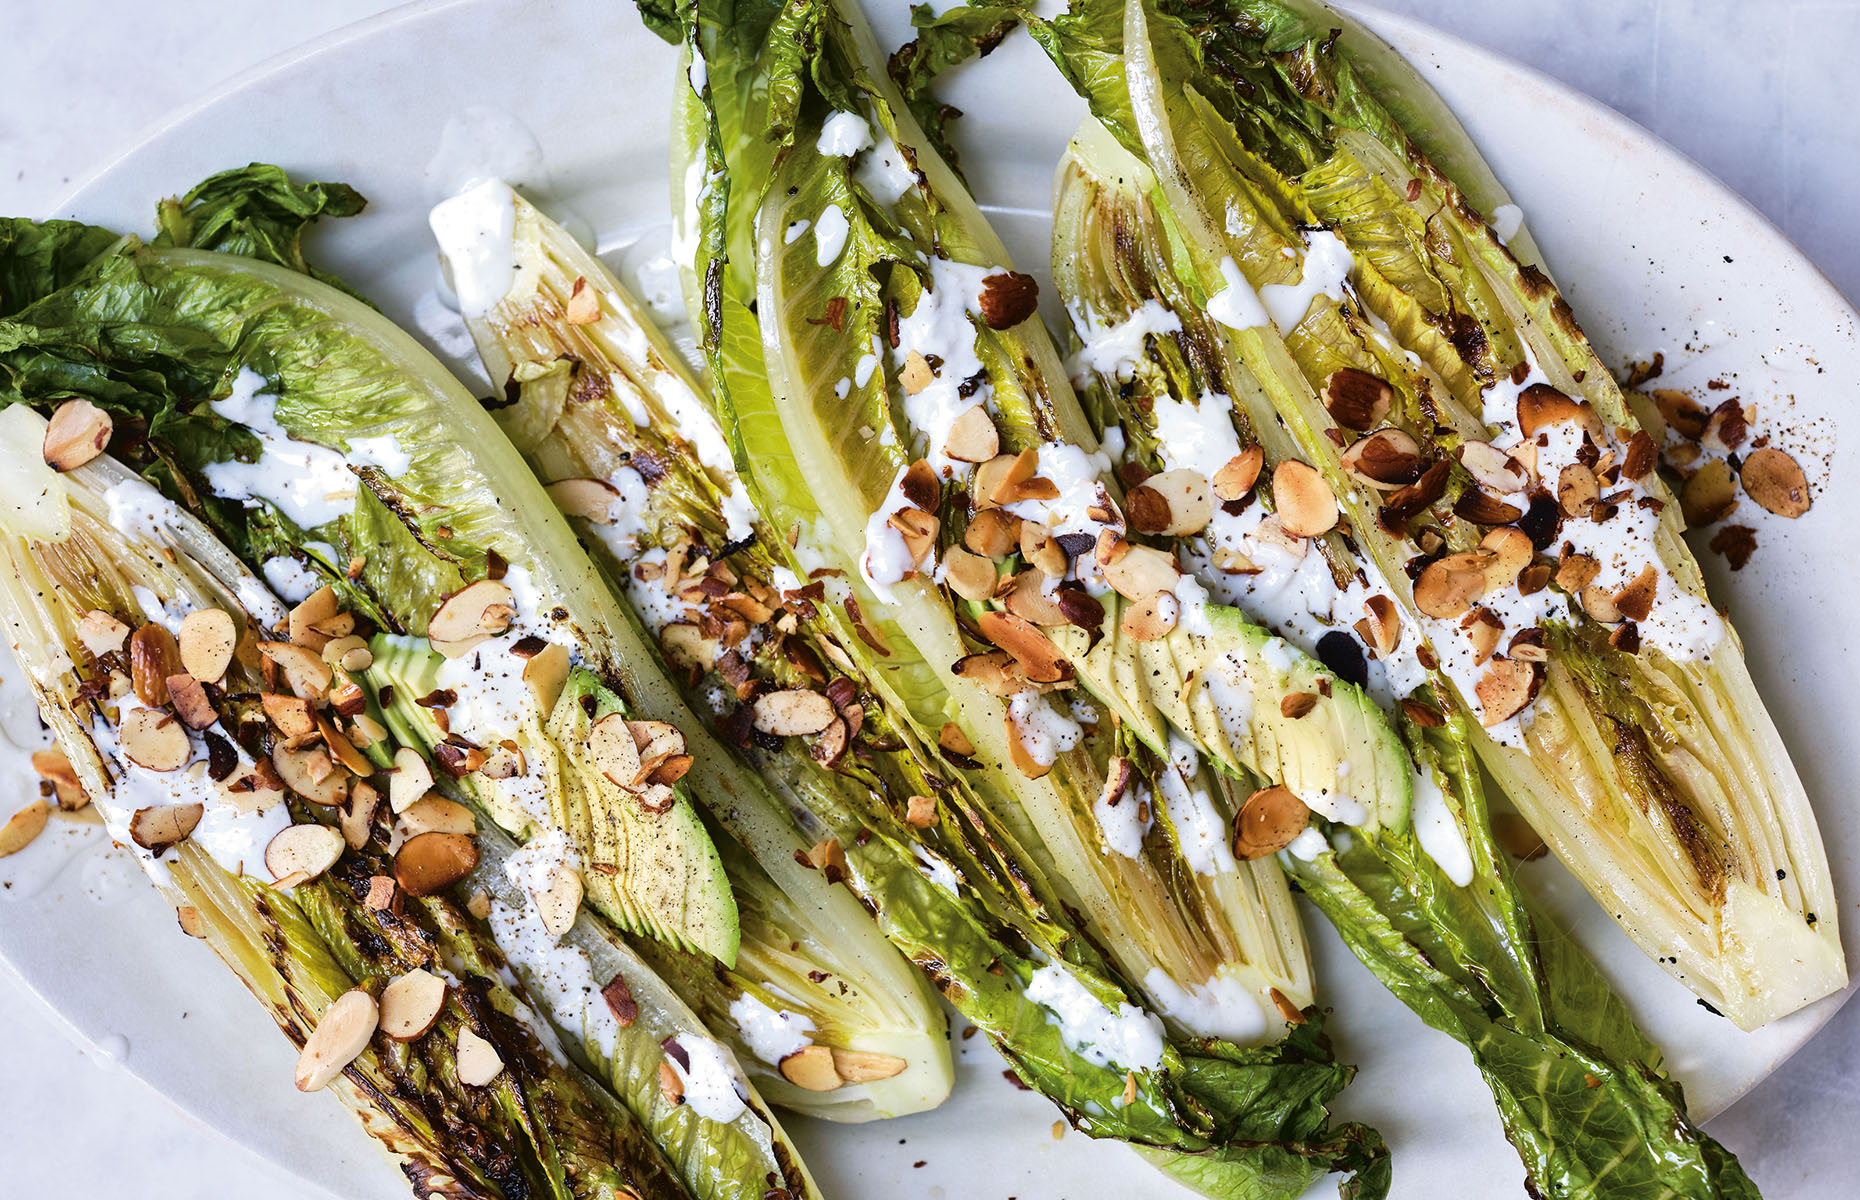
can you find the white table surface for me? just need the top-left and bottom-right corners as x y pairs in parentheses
(2, 2), (1856, 1197)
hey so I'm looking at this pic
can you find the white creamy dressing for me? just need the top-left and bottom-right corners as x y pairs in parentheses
(1025, 961), (1164, 1071)
(728, 992), (817, 1065)
(1410, 768), (1474, 887)
(1285, 826), (1330, 861)
(204, 369), (412, 530)
(102, 478), (186, 545)
(1000, 442), (1119, 595)
(88, 694), (292, 884)
(1158, 735), (1235, 876)
(890, 256), (999, 475)
(589, 465), (654, 558)
(816, 111), (874, 158)
(1205, 256), (1270, 332)
(852, 125), (918, 205)
(131, 585), (190, 636)
(428, 179), (521, 319)
(1065, 299), (1182, 385)
(1006, 690), (1083, 768)
(1140, 966), (1271, 1044)
(1093, 775), (1152, 859)
(1490, 203), (1525, 245)
(813, 204), (850, 267)
(912, 842), (961, 895)
(260, 551), (327, 605)
(783, 219), (811, 245)
(667, 1033), (750, 1124)
(502, 828), (581, 929)
(859, 465), (931, 601)
(431, 565), (578, 827)
(488, 895), (625, 1059)
(1257, 230), (1354, 333)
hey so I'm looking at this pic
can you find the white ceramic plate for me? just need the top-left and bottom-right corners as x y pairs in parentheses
(5, 2), (1856, 1196)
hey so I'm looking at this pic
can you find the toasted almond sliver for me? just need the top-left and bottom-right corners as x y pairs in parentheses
(753, 689), (837, 736)
(397, 795), (477, 842)
(522, 642), (572, 713)
(900, 349), (935, 395)
(379, 968), (447, 1042)
(42, 398), (113, 471)
(905, 794), (938, 829)
(1412, 553), (1490, 619)
(1101, 541), (1180, 601)
(1130, 469), (1212, 537)
(564, 276), (601, 325)
(1119, 590), (1179, 642)
(393, 831), (479, 897)
(273, 742), (350, 807)
(341, 782), (380, 851)
(129, 623), (180, 708)
(1211, 446), (1264, 502)
(1233, 786), (1309, 859)
(545, 477), (621, 524)
(77, 610), (131, 658)
(831, 1048), (909, 1082)
(1679, 458), (1739, 527)
(295, 989), (378, 1092)
(590, 713), (644, 790)
(1340, 429), (1424, 491)
(389, 747), (434, 814)
(1478, 527), (1533, 590)
(0, 800), (50, 858)
(533, 865), (584, 939)
(1740, 446), (1811, 518)
(977, 611), (1070, 684)
(1475, 659), (1541, 725)
(941, 545), (997, 602)
(258, 641), (333, 702)
(120, 707), (191, 771)
(1458, 440), (1531, 492)
(128, 802), (204, 853)
(780, 1044), (844, 1091)
(262, 692), (317, 738)
(1321, 368), (1393, 431)
(289, 586), (341, 652)
(429, 579), (517, 658)
(1516, 384), (1603, 440)
(944, 404), (1000, 464)
(177, 608), (237, 683)
(265, 823), (345, 885)
(939, 722), (975, 756)
(1271, 461), (1339, 537)
(30, 748), (87, 810)
(165, 674), (218, 730)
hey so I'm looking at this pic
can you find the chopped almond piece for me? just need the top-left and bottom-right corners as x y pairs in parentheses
(264, 823), (345, 887)
(165, 674), (217, 730)
(77, 610), (130, 658)
(257, 641), (332, 702)
(944, 404), (1000, 463)
(1554, 553), (1601, 595)
(1580, 585), (1622, 624)
(1613, 564), (1659, 623)
(1340, 429), (1424, 490)
(1458, 441), (1530, 493)
(1359, 595), (1401, 658)
(905, 794), (938, 828)
(977, 611), (1070, 683)
(1100, 542), (1179, 600)
(1129, 469), (1212, 536)
(1475, 660), (1541, 725)
(1515, 384), (1603, 440)
(456, 1027), (505, 1086)
(30, 748), (87, 810)
(1556, 463), (1599, 518)
(963, 507), (1020, 559)
(900, 349), (935, 395)
(939, 722), (975, 756)
(393, 831), (479, 897)
(129, 802), (204, 853)
(389, 746), (434, 814)
(522, 641), (572, 712)
(564, 276), (600, 325)
(288, 586), (341, 652)
(1478, 527), (1533, 590)
(1120, 591), (1179, 642)
(262, 692), (317, 738)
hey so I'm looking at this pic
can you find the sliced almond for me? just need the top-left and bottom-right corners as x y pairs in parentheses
(0, 800), (49, 858)
(805, 837), (848, 881)
(545, 477), (621, 523)
(1580, 584), (1621, 624)
(366, 875), (399, 910)
(939, 722), (975, 756)
(1279, 692), (1319, 719)
(340, 781), (380, 851)
(1322, 368), (1393, 431)
(1005, 711), (1052, 780)
(397, 795), (476, 841)
(1129, 469), (1212, 536)
(257, 642), (332, 702)
(262, 692), (317, 738)
(944, 405), (1000, 464)
(317, 715), (372, 778)
(30, 748), (87, 810)
(378, 968), (447, 1041)
(1679, 458), (1739, 527)
(977, 611), (1070, 684)
(288, 586), (341, 652)
(1413, 552), (1491, 619)
(780, 1044), (843, 1091)
(900, 349), (935, 395)
(522, 642), (572, 712)
(1211, 446), (1264, 502)
(1740, 447), (1811, 518)
(533, 865), (584, 939)
(1454, 489), (1524, 525)
(389, 747), (434, 814)
(753, 689), (836, 736)
(1101, 541), (1179, 601)
(590, 713), (644, 791)
(77, 610), (131, 658)
(273, 742), (349, 807)
(321, 635), (373, 672)
(120, 707), (191, 771)
(265, 823), (345, 886)
(176, 905), (207, 938)
(963, 507), (1020, 559)
(394, 831), (479, 897)
(165, 674), (218, 730)
(42, 399), (112, 471)
(176, 608), (236, 683)
(1554, 553), (1601, 595)
(456, 1027), (505, 1086)
(1478, 527), (1533, 590)
(428, 579), (517, 658)
(1652, 389), (1710, 441)
(1233, 785), (1309, 859)
(1340, 430), (1424, 490)
(1475, 659), (1541, 725)
(295, 989), (378, 1092)
(128, 802), (204, 853)
(905, 794), (938, 829)
(952, 650), (1024, 698)
(830, 1048), (908, 1083)
(1516, 384), (1603, 440)
(659, 1060), (686, 1104)
(128, 623), (180, 707)
(941, 545), (997, 601)
(1359, 595), (1401, 658)
(1271, 461), (1339, 537)
(1458, 441), (1530, 493)
(887, 507), (939, 566)
(1556, 462), (1599, 518)
(1002, 569), (1068, 626)
(1614, 564), (1659, 623)
(1120, 591), (1179, 642)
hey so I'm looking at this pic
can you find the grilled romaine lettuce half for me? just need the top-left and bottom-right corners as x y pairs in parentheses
(919, 0), (1843, 1033)
(1051, 125), (1763, 1200)
(429, 180), (953, 1122)
(0, 204), (739, 965)
(655, 2), (1389, 1197)
(0, 410), (695, 1200)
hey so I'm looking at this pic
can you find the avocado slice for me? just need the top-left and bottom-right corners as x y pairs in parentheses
(1053, 597), (1411, 836)
(369, 635), (739, 963)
